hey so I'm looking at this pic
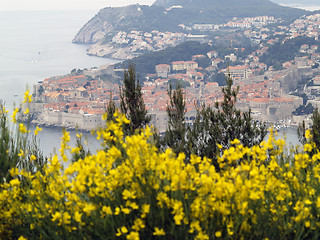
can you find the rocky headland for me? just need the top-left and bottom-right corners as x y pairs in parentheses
(72, 0), (306, 59)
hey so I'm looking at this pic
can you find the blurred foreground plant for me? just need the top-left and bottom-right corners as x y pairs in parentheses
(0, 91), (46, 183)
(2, 108), (320, 239)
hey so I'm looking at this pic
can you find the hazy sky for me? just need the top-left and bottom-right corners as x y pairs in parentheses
(1, 0), (156, 11)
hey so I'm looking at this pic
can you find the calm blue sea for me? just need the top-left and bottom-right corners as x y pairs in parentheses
(0, 10), (118, 156)
(0, 9), (307, 156)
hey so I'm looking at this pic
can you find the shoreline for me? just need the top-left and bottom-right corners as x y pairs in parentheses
(279, 4), (320, 11)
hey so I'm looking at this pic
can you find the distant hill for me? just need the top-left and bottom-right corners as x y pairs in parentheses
(116, 35), (257, 78)
(73, 5), (179, 44)
(271, 0), (320, 5)
(260, 36), (320, 69)
(116, 41), (214, 75)
(73, 0), (306, 44)
(152, 0), (306, 22)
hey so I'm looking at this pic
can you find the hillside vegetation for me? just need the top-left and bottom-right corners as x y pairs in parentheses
(116, 41), (212, 75)
(260, 36), (320, 68)
(117, 39), (257, 77)
(73, 0), (306, 44)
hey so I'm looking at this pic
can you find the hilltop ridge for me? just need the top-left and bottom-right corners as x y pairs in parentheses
(73, 0), (306, 45)
(154, 0), (282, 9)
(271, 0), (319, 5)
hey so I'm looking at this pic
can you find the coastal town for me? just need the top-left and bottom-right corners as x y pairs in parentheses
(87, 30), (187, 59)
(27, 13), (320, 132)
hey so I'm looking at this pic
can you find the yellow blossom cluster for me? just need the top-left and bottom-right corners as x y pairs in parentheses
(2, 114), (320, 239)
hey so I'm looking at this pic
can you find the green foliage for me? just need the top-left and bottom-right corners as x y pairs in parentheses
(120, 64), (151, 135)
(298, 108), (320, 147)
(210, 72), (228, 86)
(188, 74), (267, 169)
(260, 36), (320, 68)
(5, 110), (320, 240)
(71, 133), (91, 163)
(0, 104), (46, 183)
(70, 68), (84, 75)
(293, 103), (314, 116)
(117, 41), (213, 76)
(291, 92), (308, 105)
(106, 93), (117, 122)
(194, 57), (211, 69)
(163, 84), (187, 155)
(0, 106), (21, 183)
(88, 0), (305, 41)
(312, 62), (319, 69)
(117, 38), (257, 80)
(169, 79), (191, 89)
(153, 0), (306, 24)
(22, 136), (47, 175)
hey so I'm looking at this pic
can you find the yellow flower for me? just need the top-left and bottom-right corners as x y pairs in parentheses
(83, 203), (96, 216)
(9, 167), (19, 177)
(71, 147), (81, 154)
(231, 139), (240, 145)
(122, 189), (136, 200)
(304, 143), (313, 152)
(34, 126), (42, 136)
(74, 211), (82, 223)
(23, 90), (33, 103)
(141, 204), (150, 218)
(62, 212), (71, 225)
(116, 226), (128, 236)
(11, 107), (19, 123)
(19, 123), (29, 134)
(215, 231), (222, 238)
(153, 227), (165, 236)
(30, 155), (37, 162)
(10, 178), (20, 187)
(0, 105), (8, 113)
(102, 206), (112, 215)
(126, 231), (140, 240)
(52, 212), (62, 223)
(132, 218), (145, 231)
(18, 237), (28, 240)
(305, 220), (311, 228)
(305, 129), (312, 139)
(18, 149), (25, 158)
(114, 207), (120, 215)
(121, 207), (131, 215)
(305, 199), (312, 205)
(196, 231), (209, 240)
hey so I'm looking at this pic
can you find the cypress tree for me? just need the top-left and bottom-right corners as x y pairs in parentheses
(298, 107), (320, 148)
(188, 74), (267, 168)
(119, 64), (150, 135)
(105, 92), (116, 122)
(163, 83), (187, 155)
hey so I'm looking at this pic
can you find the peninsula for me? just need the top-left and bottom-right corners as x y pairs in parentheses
(73, 0), (305, 59)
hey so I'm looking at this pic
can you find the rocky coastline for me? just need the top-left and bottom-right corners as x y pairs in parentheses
(86, 43), (137, 60)
(24, 112), (94, 132)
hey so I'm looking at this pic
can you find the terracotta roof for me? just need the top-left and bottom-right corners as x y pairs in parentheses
(249, 98), (270, 103)
(273, 97), (294, 103)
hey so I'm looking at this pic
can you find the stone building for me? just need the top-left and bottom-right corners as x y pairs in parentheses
(155, 64), (171, 78)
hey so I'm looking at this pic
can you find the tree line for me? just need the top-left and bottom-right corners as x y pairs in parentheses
(109, 63), (267, 168)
